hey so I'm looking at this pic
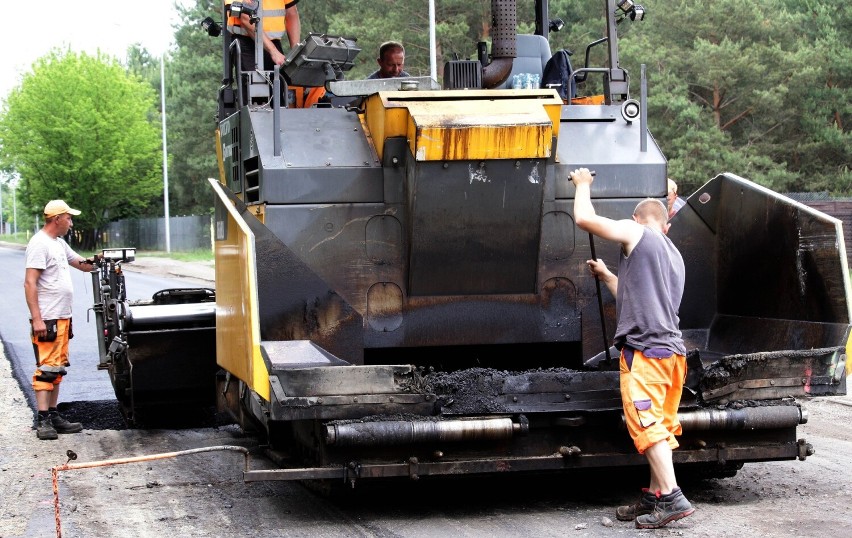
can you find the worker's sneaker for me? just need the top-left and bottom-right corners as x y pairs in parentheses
(615, 488), (657, 521)
(49, 411), (83, 434)
(36, 414), (59, 440)
(635, 487), (694, 529)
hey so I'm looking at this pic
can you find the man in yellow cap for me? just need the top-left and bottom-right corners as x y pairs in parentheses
(24, 200), (100, 440)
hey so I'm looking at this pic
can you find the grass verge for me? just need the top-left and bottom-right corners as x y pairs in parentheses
(136, 249), (214, 263)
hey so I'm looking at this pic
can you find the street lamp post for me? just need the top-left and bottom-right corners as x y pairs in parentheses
(160, 55), (171, 253)
(13, 184), (16, 235)
(429, 0), (437, 81)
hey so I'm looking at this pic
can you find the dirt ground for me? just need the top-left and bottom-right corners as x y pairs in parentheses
(2, 339), (851, 538)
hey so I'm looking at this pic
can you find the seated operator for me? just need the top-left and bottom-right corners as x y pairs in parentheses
(367, 41), (411, 79)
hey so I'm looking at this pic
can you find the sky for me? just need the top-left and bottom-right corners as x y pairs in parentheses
(0, 0), (191, 100)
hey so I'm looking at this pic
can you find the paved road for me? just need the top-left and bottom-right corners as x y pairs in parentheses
(0, 245), (211, 405)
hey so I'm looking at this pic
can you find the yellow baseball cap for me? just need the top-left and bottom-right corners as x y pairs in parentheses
(44, 200), (81, 218)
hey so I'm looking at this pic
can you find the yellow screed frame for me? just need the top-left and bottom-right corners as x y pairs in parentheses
(207, 177), (270, 401)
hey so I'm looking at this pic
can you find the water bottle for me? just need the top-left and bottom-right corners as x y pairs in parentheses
(529, 74), (540, 89)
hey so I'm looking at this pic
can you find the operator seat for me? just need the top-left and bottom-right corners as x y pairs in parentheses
(501, 34), (552, 89)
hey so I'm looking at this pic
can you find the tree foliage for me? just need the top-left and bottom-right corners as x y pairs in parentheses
(160, 0), (223, 215)
(123, 1), (223, 217)
(0, 50), (163, 247)
(619, 0), (851, 194)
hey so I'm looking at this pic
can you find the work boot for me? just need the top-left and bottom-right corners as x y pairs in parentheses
(615, 488), (657, 521)
(635, 487), (695, 529)
(49, 411), (83, 434)
(36, 414), (59, 440)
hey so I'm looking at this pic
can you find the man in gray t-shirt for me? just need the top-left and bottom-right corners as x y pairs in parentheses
(571, 168), (694, 529)
(25, 200), (98, 440)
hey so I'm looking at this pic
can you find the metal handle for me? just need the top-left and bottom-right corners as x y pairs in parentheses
(588, 234), (612, 363)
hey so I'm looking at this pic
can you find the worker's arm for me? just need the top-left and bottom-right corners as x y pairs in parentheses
(285, 5), (300, 48)
(571, 167), (643, 254)
(68, 255), (99, 272)
(240, 13), (287, 66)
(24, 268), (46, 337)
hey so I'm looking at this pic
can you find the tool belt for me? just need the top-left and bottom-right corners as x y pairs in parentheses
(32, 318), (73, 342)
(37, 319), (58, 342)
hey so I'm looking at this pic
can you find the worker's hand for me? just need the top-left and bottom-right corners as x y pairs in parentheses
(570, 168), (595, 187)
(270, 49), (287, 66)
(80, 254), (103, 267)
(586, 258), (613, 281)
(31, 319), (47, 340)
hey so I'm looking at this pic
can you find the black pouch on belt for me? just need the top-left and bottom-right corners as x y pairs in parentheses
(38, 319), (58, 342)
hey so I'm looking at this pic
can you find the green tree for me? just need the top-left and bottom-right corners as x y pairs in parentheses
(0, 50), (163, 248)
(619, 0), (851, 196)
(159, 0), (223, 216)
(776, 0), (852, 194)
(126, 43), (161, 89)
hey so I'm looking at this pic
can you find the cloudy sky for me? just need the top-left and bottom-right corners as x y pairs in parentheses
(0, 0), (192, 99)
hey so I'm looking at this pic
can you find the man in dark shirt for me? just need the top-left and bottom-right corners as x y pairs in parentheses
(571, 168), (694, 529)
(367, 41), (411, 79)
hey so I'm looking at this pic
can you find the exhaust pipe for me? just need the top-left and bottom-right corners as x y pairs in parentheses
(481, 0), (518, 88)
(677, 406), (807, 431)
(325, 417), (526, 447)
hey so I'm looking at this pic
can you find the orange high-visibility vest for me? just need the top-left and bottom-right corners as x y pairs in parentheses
(226, 0), (288, 40)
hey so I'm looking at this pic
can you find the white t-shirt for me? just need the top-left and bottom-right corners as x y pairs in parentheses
(25, 230), (80, 319)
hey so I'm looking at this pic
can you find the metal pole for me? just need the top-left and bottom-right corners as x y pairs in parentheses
(273, 65), (282, 156)
(0, 181), (4, 235)
(160, 55), (171, 253)
(429, 0), (437, 81)
(13, 183), (17, 235)
(255, 0), (264, 72)
(640, 64), (647, 152)
(588, 234), (612, 363)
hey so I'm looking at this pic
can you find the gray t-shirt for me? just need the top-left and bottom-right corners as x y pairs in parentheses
(25, 230), (80, 319)
(366, 70), (411, 79)
(614, 227), (687, 355)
